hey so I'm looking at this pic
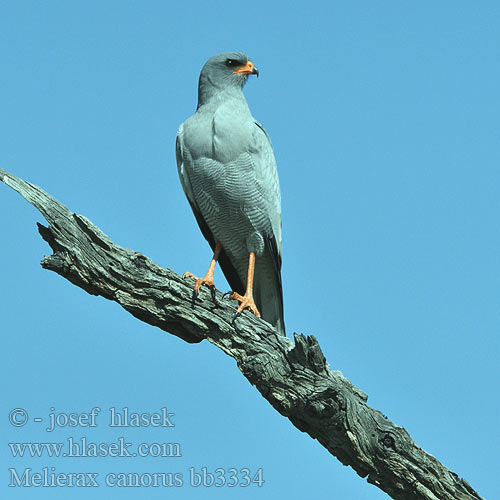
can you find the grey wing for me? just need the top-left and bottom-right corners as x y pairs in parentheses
(176, 128), (210, 242)
(176, 126), (198, 217)
(252, 120), (282, 259)
(175, 129), (200, 221)
(250, 120), (285, 334)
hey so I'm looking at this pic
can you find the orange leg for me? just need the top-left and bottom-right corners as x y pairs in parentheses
(184, 242), (222, 300)
(230, 252), (261, 318)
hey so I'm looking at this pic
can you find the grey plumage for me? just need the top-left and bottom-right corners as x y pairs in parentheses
(176, 52), (285, 335)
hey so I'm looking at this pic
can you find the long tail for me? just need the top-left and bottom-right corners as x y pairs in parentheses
(254, 251), (285, 335)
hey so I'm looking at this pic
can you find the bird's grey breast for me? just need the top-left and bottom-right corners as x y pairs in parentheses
(182, 99), (254, 164)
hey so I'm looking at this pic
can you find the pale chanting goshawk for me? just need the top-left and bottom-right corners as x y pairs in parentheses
(176, 52), (285, 335)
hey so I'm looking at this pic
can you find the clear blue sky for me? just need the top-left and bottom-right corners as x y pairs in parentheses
(1, 1), (498, 499)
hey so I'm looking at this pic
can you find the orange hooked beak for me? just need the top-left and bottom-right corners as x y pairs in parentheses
(233, 60), (259, 77)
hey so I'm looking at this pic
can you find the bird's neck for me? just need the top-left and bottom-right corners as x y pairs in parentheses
(197, 81), (246, 110)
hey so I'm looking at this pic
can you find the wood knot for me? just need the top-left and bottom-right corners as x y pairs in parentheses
(380, 433), (396, 451)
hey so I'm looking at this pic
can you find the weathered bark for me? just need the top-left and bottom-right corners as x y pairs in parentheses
(0, 168), (483, 500)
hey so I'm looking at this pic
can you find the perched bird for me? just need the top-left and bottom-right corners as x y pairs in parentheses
(176, 52), (285, 335)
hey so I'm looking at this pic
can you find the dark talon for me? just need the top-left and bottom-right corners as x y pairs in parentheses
(222, 291), (232, 299)
(210, 285), (220, 306)
(191, 288), (200, 306)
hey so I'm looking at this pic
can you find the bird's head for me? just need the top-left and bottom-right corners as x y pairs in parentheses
(198, 52), (259, 107)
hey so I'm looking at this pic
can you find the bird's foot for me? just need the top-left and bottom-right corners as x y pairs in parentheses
(183, 272), (216, 302)
(229, 292), (261, 319)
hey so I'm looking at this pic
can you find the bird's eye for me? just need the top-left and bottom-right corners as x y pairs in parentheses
(225, 59), (240, 67)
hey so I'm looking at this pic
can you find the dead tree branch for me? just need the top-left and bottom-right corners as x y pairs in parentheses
(0, 168), (483, 500)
